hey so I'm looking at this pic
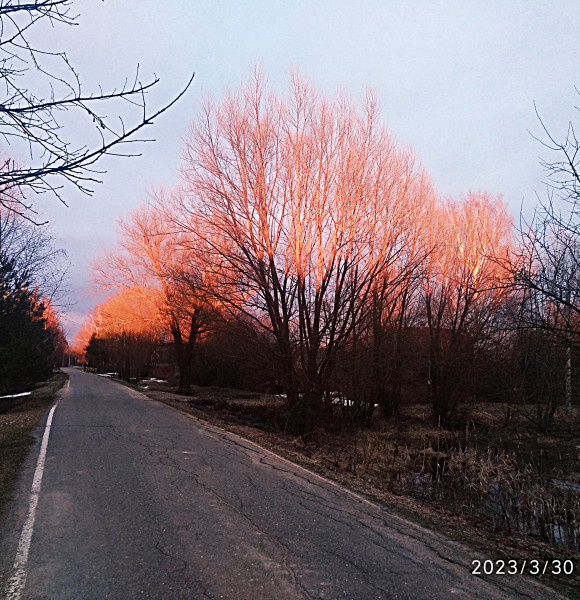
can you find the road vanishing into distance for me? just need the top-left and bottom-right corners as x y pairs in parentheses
(0, 368), (564, 599)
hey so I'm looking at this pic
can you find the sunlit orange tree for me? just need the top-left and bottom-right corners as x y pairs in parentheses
(94, 202), (218, 393)
(420, 192), (514, 422)
(175, 70), (432, 433)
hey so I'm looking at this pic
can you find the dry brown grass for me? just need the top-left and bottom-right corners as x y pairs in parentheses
(0, 371), (67, 511)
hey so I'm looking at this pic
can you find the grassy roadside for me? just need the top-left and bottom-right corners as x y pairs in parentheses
(0, 371), (67, 513)
(121, 378), (579, 599)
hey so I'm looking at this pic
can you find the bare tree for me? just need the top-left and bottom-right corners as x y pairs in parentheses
(94, 201), (216, 394)
(517, 97), (580, 320)
(0, 195), (67, 304)
(176, 70), (430, 433)
(421, 192), (514, 423)
(514, 94), (580, 413)
(362, 173), (434, 421)
(0, 0), (193, 219)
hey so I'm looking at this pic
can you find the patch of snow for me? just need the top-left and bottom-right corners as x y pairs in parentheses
(329, 391), (354, 407)
(0, 391), (32, 399)
(328, 392), (379, 409)
(98, 373), (118, 378)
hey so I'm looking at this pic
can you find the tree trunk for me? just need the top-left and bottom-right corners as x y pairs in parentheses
(176, 342), (193, 395)
(173, 311), (199, 396)
(565, 343), (572, 415)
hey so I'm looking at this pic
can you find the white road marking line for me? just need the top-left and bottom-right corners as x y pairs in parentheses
(5, 404), (57, 600)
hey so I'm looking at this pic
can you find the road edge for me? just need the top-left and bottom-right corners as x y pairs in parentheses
(110, 377), (574, 600)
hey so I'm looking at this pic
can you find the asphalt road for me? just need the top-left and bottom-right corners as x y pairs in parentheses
(0, 368), (565, 599)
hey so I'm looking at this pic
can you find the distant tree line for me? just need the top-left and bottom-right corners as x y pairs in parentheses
(75, 72), (580, 435)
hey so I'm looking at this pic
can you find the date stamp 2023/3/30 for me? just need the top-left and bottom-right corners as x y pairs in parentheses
(472, 559), (575, 577)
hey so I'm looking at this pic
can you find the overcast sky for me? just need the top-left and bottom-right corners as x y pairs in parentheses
(28, 0), (580, 340)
